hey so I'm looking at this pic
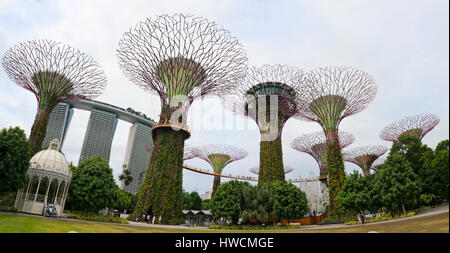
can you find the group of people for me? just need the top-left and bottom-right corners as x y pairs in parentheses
(138, 214), (161, 224)
(357, 213), (365, 224)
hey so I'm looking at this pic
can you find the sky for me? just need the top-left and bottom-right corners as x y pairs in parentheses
(0, 0), (448, 195)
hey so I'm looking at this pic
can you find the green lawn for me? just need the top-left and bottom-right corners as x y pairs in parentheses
(0, 212), (448, 233)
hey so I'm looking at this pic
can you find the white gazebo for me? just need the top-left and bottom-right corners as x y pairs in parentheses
(15, 139), (72, 217)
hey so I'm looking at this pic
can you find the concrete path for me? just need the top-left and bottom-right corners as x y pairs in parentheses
(1, 204), (448, 231)
(297, 204), (449, 231)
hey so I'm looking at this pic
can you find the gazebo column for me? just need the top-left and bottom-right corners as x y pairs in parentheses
(24, 176), (32, 201)
(62, 182), (70, 210)
(43, 179), (51, 204)
(53, 182), (61, 205)
(33, 178), (41, 202)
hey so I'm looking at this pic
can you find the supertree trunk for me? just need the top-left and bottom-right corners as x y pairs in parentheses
(29, 107), (52, 157)
(259, 135), (285, 183)
(212, 175), (221, 197)
(131, 105), (188, 223)
(325, 129), (345, 219)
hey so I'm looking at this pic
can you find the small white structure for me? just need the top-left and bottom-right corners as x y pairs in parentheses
(15, 139), (72, 217)
(200, 190), (212, 200)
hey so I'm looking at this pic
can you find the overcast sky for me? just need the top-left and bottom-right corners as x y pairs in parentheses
(1, 0), (448, 195)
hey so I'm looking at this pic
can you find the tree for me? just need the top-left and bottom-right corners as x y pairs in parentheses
(374, 154), (421, 215)
(202, 199), (211, 210)
(189, 192), (203, 210)
(271, 181), (309, 224)
(119, 164), (133, 187)
(240, 183), (274, 225)
(421, 139), (449, 203)
(111, 187), (131, 213)
(182, 191), (191, 210)
(210, 180), (250, 224)
(67, 156), (117, 214)
(0, 126), (30, 193)
(338, 171), (374, 214)
(390, 135), (431, 181)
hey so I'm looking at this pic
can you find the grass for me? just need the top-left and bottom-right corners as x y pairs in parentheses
(0, 211), (448, 233)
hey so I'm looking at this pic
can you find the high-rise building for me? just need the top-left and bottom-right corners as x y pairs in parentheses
(122, 122), (153, 194)
(79, 108), (118, 164)
(42, 102), (74, 149)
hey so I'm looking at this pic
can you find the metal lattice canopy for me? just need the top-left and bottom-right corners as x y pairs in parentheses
(343, 145), (388, 175)
(225, 64), (306, 135)
(183, 145), (199, 161)
(2, 39), (107, 109)
(296, 66), (377, 133)
(249, 166), (293, 175)
(371, 156), (386, 171)
(379, 113), (440, 142)
(291, 130), (355, 174)
(193, 144), (247, 173)
(117, 13), (248, 110)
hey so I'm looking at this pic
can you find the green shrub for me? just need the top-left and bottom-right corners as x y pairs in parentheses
(66, 211), (128, 224)
(345, 221), (359, 225)
(0, 205), (20, 212)
(168, 217), (185, 225)
(208, 224), (300, 230)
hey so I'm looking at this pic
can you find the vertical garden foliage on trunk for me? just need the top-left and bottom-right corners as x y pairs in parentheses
(212, 175), (221, 197)
(29, 108), (51, 157)
(259, 135), (285, 183)
(326, 131), (345, 220)
(131, 106), (187, 224)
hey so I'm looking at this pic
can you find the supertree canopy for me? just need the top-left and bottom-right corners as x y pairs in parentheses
(290, 131), (355, 177)
(296, 66), (376, 218)
(249, 166), (293, 175)
(2, 39), (107, 156)
(379, 113), (440, 142)
(117, 13), (247, 223)
(183, 146), (199, 161)
(193, 144), (247, 196)
(371, 156), (386, 171)
(226, 64), (306, 183)
(343, 145), (388, 176)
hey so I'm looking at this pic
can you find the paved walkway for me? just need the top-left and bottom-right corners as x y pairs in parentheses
(296, 204), (449, 231)
(1, 204), (448, 231)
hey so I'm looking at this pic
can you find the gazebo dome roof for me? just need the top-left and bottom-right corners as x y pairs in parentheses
(29, 139), (71, 178)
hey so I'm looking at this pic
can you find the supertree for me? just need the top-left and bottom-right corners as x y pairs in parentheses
(193, 144), (247, 196)
(2, 39), (107, 156)
(379, 113), (440, 142)
(290, 130), (355, 178)
(249, 166), (294, 176)
(343, 145), (388, 176)
(117, 14), (247, 223)
(226, 64), (306, 183)
(296, 66), (376, 218)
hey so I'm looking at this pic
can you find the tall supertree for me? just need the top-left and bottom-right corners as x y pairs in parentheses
(296, 66), (376, 218)
(117, 14), (247, 223)
(290, 131), (355, 178)
(343, 145), (388, 176)
(379, 113), (440, 142)
(193, 144), (247, 196)
(226, 65), (306, 183)
(249, 166), (293, 176)
(2, 39), (107, 156)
